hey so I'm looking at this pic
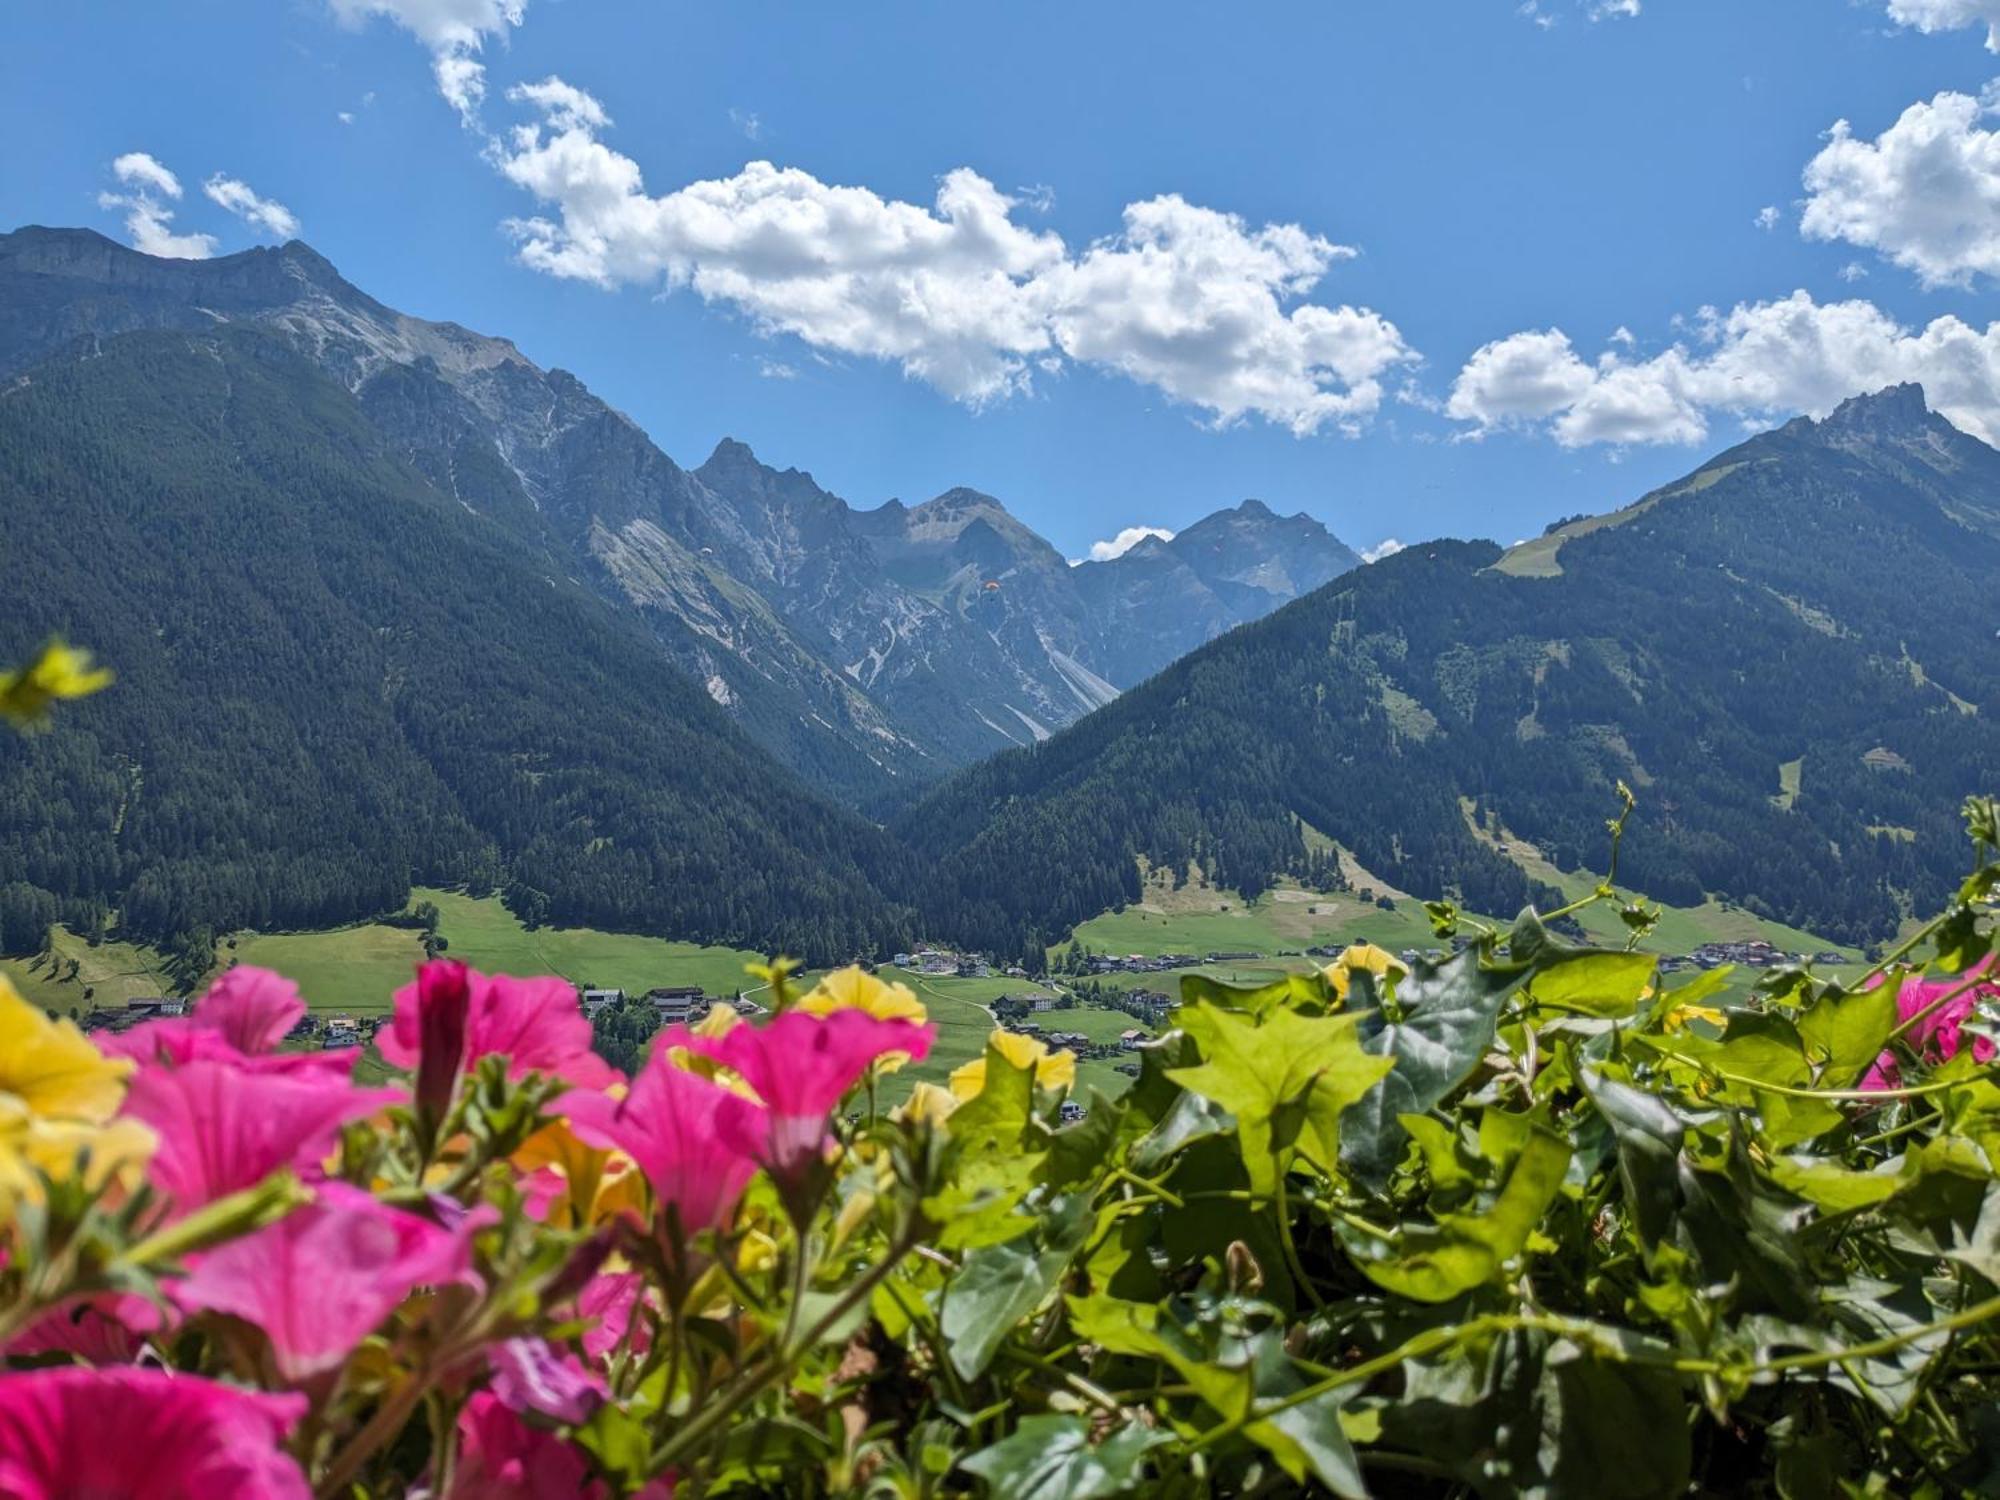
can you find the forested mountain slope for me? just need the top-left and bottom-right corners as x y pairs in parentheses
(902, 386), (2000, 959)
(0, 327), (913, 962)
(0, 226), (1361, 804)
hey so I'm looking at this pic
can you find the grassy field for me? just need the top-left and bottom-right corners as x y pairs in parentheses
(228, 924), (428, 1016)
(890, 970), (1060, 1093)
(229, 889), (787, 1017)
(1, 926), (180, 1017)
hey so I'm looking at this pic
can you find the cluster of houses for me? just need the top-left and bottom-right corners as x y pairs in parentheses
(78, 995), (187, 1033)
(1659, 940), (1848, 974)
(1080, 952), (1205, 975)
(578, 985), (767, 1025)
(77, 997), (387, 1053)
(888, 949), (1030, 980)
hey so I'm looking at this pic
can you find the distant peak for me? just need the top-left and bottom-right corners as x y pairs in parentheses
(929, 485), (1003, 509)
(1235, 498), (1274, 518)
(1821, 382), (1931, 434)
(705, 436), (759, 466)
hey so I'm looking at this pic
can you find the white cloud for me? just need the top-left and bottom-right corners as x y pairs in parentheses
(492, 78), (1415, 431)
(1447, 290), (2000, 447)
(1884, 0), (2000, 49)
(728, 107), (764, 142)
(1840, 260), (1870, 281)
(1081, 525), (1176, 563)
(99, 153), (216, 259)
(1589, 0), (1641, 17)
(327, 0), (527, 122)
(1755, 204), (1781, 231)
(338, 110), (356, 125)
(112, 152), (182, 199)
(755, 358), (798, 380)
(1800, 89), (2000, 285)
(203, 175), (300, 239)
(1446, 328), (1598, 428)
(1036, 197), (1414, 434)
(1361, 538), (1406, 563)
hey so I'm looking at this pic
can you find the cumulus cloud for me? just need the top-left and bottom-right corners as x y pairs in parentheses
(98, 153), (217, 260)
(1447, 291), (2000, 447)
(203, 176), (300, 239)
(1755, 204), (1781, 231)
(1884, 0), (2000, 49)
(1361, 538), (1406, 563)
(729, 107), (764, 141)
(1078, 526), (1176, 564)
(327, 0), (527, 122)
(492, 78), (1414, 431)
(1446, 328), (1598, 428)
(1800, 89), (2000, 285)
(1036, 197), (1413, 434)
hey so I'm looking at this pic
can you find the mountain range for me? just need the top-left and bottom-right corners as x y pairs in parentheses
(3, 224), (1998, 967)
(904, 381), (2000, 957)
(0, 226), (1359, 808)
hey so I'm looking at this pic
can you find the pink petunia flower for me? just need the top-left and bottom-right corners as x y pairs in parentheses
(120, 1060), (401, 1216)
(1861, 958), (1999, 1091)
(574, 1271), (653, 1363)
(6, 1294), (161, 1364)
(487, 1337), (609, 1424)
(379, 961), (618, 1095)
(561, 1037), (760, 1244)
(448, 1390), (607, 1500)
(682, 1011), (934, 1192)
(175, 1183), (479, 1380)
(0, 1367), (310, 1499)
(101, 966), (354, 1079)
(195, 966), (309, 1053)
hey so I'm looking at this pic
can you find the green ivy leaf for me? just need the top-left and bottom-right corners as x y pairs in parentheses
(927, 1038), (1047, 1249)
(959, 1415), (1168, 1500)
(940, 1193), (1091, 1379)
(1580, 1068), (1686, 1250)
(1178, 969), (1335, 1019)
(1340, 1122), (1571, 1302)
(1169, 1003), (1392, 1195)
(1340, 947), (1534, 1188)
(1528, 950), (1659, 1020)
(1793, 980), (1899, 1086)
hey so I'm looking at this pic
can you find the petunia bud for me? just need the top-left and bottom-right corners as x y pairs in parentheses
(414, 959), (472, 1138)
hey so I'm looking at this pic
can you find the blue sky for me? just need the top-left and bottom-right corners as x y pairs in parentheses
(8, 1), (2000, 560)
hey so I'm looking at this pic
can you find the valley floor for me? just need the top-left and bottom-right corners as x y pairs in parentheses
(2, 863), (1865, 1103)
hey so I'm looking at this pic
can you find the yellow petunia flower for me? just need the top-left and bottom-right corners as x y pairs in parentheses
(0, 641), (113, 728)
(1323, 942), (1409, 1003)
(1662, 1000), (1725, 1032)
(796, 966), (927, 1025)
(0, 1088), (154, 1217)
(948, 1029), (1077, 1101)
(0, 980), (132, 1123)
(691, 1003), (743, 1040)
(895, 1081), (958, 1125)
(512, 1118), (646, 1229)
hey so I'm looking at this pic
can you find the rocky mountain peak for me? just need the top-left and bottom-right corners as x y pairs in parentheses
(1817, 383), (1935, 440)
